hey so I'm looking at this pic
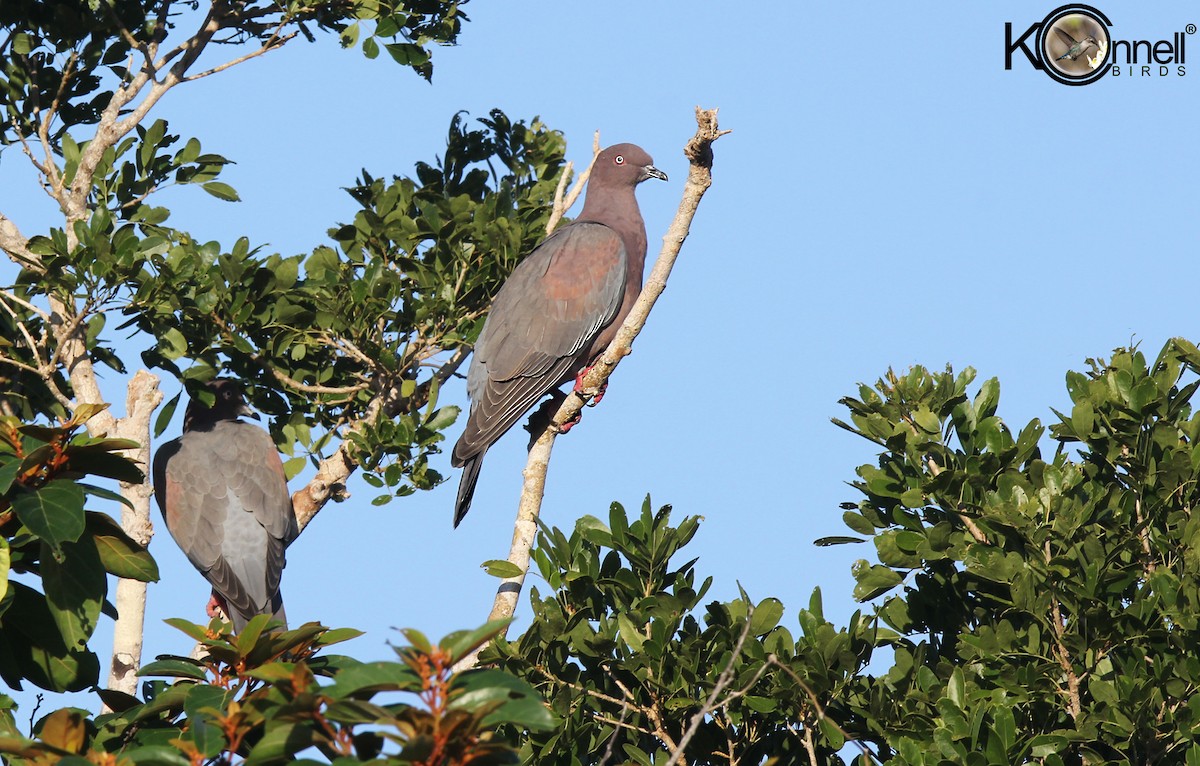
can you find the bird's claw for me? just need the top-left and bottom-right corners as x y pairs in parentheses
(573, 364), (608, 406)
(206, 592), (227, 619)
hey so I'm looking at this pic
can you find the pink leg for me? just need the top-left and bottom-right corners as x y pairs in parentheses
(573, 363), (609, 406)
(207, 592), (229, 620)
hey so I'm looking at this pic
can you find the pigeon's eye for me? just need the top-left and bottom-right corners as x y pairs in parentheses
(614, 155), (624, 165)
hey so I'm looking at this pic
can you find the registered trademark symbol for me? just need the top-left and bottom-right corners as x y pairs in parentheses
(1187, 23), (1197, 35)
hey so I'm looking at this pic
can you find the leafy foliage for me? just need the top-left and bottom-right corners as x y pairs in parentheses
(0, 617), (552, 764)
(829, 338), (1200, 764)
(486, 498), (880, 766)
(0, 406), (157, 695)
(5, 107), (566, 494)
(0, 0), (467, 150)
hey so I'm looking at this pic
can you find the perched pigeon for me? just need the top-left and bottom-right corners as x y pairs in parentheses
(153, 380), (298, 632)
(451, 143), (667, 526)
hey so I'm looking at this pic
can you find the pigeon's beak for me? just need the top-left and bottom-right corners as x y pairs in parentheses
(239, 403), (260, 421)
(641, 164), (668, 183)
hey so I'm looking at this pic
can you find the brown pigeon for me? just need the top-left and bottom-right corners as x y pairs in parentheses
(451, 143), (667, 526)
(153, 380), (298, 632)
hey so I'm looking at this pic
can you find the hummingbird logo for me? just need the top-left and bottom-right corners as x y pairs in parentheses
(1006, 4), (1190, 85)
(1054, 27), (1099, 61)
(1004, 4), (1113, 85)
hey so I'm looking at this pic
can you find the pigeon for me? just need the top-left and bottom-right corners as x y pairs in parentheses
(153, 380), (298, 632)
(451, 143), (667, 526)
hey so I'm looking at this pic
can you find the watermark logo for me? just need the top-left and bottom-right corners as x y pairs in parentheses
(1006, 4), (1190, 85)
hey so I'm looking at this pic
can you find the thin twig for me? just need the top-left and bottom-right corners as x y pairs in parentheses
(664, 601), (755, 766)
(545, 130), (601, 234)
(768, 656), (879, 765)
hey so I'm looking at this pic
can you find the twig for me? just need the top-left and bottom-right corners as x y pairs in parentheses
(545, 131), (601, 234)
(768, 656), (879, 765)
(596, 687), (633, 766)
(923, 454), (988, 544)
(290, 345), (470, 532)
(478, 108), (729, 642)
(663, 600), (755, 766)
(1045, 541), (1082, 720)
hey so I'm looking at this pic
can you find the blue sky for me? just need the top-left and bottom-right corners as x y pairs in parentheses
(2, 1), (1199, 714)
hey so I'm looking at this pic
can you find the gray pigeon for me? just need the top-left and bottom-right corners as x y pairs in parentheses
(153, 380), (298, 632)
(451, 143), (667, 525)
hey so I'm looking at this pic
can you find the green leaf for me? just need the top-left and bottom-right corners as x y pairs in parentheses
(137, 658), (208, 680)
(77, 483), (134, 511)
(201, 182), (240, 202)
(0, 538), (8, 603)
(851, 562), (903, 601)
(155, 392), (181, 438)
(617, 613), (646, 652)
(324, 660), (420, 699)
(0, 458), (18, 494)
(63, 446), (144, 484)
(481, 559), (523, 578)
(441, 621), (510, 665)
(40, 537), (105, 649)
(244, 720), (313, 765)
(843, 511), (875, 535)
(11, 480), (86, 556)
(749, 597), (784, 635)
(90, 512), (158, 581)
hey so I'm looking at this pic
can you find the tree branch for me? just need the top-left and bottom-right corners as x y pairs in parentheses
(290, 345), (471, 533)
(105, 369), (163, 698)
(481, 108), (729, 635)
(545, 131), (601, 234)
(0, 212), (42, 271)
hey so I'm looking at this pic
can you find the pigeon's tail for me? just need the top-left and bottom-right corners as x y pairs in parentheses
(454, 450), (486, 528)
(228, 592), (287, 634)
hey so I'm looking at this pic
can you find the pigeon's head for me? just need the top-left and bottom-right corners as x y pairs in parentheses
(183, 379), (255, 432)
(594, 144), (668, 187)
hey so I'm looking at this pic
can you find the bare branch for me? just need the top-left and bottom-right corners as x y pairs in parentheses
(0, 212), (42, 270)
(106, 369), (163, 698)
(182, 32), (298, 81)
(546, 131), (601, 235)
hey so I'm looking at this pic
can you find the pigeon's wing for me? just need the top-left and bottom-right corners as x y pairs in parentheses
(454, 221), (627, 461)
(222, 423), (296, 608)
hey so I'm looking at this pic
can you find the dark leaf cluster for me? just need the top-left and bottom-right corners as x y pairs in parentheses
(829, 338), (1200, 764)
(0, 405), (157, 697)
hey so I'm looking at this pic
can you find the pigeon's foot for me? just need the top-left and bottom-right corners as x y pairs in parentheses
(525, 390), (583, 449)
(207, 592), (229, 620)
(573, 363), (608, 406)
